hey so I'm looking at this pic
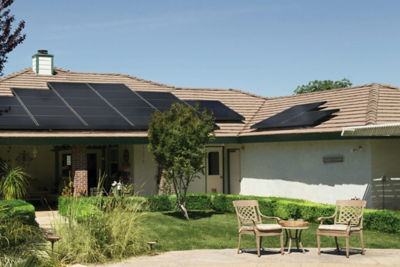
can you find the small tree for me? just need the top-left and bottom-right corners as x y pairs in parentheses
(148, 103), (215, 220)
(294, 78), (352, 94)
(0, 0), (26, 76)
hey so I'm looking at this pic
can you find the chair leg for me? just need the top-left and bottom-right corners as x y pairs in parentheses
(256, 235), (261, 257)
(237, 233), (242, 254)
(280, 231), (284, 255)
(360, 231), (365, 255)
(335, 236), (340, 252)
(317, 233), (321, 255)
(345, 236), (350, 258)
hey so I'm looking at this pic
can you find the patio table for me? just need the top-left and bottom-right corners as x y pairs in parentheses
(282, 226), (308, 254)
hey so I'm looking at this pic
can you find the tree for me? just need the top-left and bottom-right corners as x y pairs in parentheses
(148, 103), (215, 220)
(294, 78), (352, 94)
(0, 0), (26, 76)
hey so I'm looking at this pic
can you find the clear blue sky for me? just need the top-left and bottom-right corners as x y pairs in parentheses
(4, 0), (400, 97)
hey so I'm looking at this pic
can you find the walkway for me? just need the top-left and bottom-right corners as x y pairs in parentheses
(35, 210), (59, 230)
(86, 248), (400, 267)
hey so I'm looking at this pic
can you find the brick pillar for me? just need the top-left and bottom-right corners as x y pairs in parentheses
(72, 145), (88, 196)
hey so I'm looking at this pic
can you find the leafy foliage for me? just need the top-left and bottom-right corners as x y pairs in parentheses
(59, 194), (400, 234)
(0, 199), (36, 225)
(148, 103), (215, 219)
(0, 161), (30, 200)
(0, 0), (26, 76)
(53, 197), (146, 264)
(294, 78), (352, 94)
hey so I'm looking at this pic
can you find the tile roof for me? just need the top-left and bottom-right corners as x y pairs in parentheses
(1, 67), (399, 138)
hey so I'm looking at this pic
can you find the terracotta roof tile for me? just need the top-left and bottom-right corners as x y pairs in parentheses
(1, 67), (400, 138)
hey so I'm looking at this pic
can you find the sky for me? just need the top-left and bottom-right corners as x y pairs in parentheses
(4, 0), (400, 97)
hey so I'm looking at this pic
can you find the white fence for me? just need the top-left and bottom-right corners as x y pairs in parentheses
(371, 176), (400, 210)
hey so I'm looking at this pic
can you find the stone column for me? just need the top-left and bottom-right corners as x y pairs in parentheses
(72, 145), (88, 196)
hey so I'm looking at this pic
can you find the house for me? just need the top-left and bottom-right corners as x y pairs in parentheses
(0, 50), (399, 209)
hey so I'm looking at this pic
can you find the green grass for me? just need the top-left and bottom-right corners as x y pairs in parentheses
(143, 211), (400, 252)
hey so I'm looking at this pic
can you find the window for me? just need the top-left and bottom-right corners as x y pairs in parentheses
(208, 152), (220, 175)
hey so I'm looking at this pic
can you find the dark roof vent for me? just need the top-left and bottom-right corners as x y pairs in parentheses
(37, 49), (48, 55)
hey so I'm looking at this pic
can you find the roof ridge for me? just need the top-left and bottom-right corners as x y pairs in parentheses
(53, 66), (179, 89)
(263, 83), (384, 100)
(366, 84), (380, 125)
(53, 66), (269, 100)
(238, 98), (267, 136)
(0, 67), (32, 82)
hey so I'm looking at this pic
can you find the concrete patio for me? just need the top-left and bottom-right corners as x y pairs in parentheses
(83, 248), (400, 267)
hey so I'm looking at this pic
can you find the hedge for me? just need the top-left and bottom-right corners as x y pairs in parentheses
(58, 193), (400, 233)
(0, 199), (36, 225)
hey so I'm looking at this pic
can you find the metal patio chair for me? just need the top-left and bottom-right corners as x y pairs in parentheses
(317, 199), (367, 258)
(233, 200), (284, 257)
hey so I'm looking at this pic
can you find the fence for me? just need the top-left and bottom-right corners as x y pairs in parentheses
(371, 176), (400, 210)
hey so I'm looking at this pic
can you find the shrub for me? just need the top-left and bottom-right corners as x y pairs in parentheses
(0, 162), (30, 200)
(0, 199), (36, 225)
(54, 197), (147, 264)
(58, 194), (400, 233)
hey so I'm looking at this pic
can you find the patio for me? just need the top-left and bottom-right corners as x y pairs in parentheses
(84, 248), (400, 267)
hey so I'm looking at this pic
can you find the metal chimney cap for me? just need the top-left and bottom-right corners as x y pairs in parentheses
(37, 50), (48, 54)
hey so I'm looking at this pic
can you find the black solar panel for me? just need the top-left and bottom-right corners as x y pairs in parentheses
(12, 88), (85, 129)
(136, 91), (184, 112)
(88, 83), (155, 129)
(185, 100), (244, 122)
(0, 96), (36, 129)
(251, 101), (339, 130)
(48, 82), (134, 130)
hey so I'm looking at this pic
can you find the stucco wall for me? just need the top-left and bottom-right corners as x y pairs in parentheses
(132, 144), (158, 196)
(0, 145), (55, 192)
(240, 140), (372, 205)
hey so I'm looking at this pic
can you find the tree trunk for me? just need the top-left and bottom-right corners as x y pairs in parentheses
(179, 203), (190, 221)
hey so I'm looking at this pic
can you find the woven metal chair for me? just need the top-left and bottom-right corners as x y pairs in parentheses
(317, 199), (367, 258)
(233, 200), (284, 257)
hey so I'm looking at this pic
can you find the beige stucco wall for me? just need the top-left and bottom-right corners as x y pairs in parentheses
(132, 144), (158, 196)
(0, 145), (55, 192)
(370, 139), (400, 178)
(240, 140), (372, 205)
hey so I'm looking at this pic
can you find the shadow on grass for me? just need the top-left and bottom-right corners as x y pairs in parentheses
(163, 210), (223, 220)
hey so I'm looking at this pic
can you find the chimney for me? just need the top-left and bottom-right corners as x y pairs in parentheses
(32, 50), (54, 75)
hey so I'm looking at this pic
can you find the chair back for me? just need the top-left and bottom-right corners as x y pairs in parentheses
(335, 199), (366, 226)
(232, 200), (262, 228)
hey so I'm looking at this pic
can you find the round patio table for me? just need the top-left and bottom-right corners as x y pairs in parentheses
(282, 226), (308, 254)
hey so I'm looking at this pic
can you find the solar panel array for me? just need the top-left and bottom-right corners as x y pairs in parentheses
(0, 82), (246, 130)
(185, 100), (245, 122)
(0, 96), (35, 129)
(251, 101), (339, 130)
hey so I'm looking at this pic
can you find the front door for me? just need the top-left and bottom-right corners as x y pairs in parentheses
(228, 149), (241, 194)
(206, 147), (223, 193)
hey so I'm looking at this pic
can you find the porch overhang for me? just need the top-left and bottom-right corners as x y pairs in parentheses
(341, 123), (400, 137)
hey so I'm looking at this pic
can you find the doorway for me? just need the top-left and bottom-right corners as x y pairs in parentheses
(206, 147), (223, 193)
(87, 153), (97, 189)
(228, 149), (241, 194)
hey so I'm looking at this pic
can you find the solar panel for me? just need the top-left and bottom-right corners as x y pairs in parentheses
(87, 83), (156, 129)
(185, 100), (244, 122)
(251, 101), (339, 130)
(0, 96), (36, 129)
(48, 82), (134, 130)
(136, 91), (184, 112)
(12, 88), (85, 129)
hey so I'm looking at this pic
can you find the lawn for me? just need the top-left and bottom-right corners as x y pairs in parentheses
(142, 210), (400, 252)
